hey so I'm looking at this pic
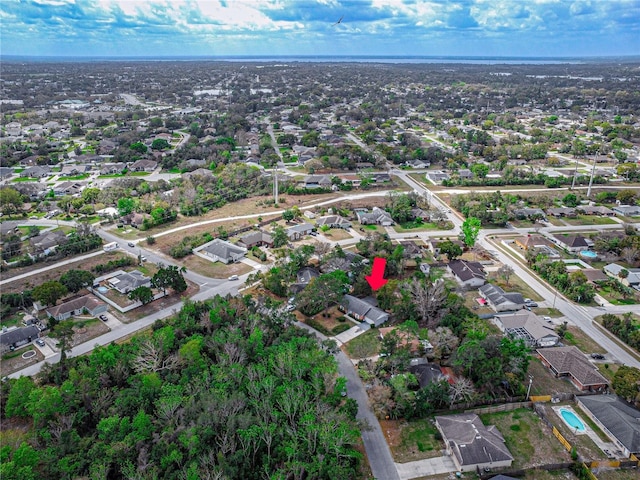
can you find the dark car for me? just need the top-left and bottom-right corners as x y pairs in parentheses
(525, 301), (538, 308)
(591, 353), (605, 360)
(99, 315), (108, 322)
(127, 242), (135, 247)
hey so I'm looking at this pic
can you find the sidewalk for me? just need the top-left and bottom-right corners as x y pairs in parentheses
(334, 322), (370, 345)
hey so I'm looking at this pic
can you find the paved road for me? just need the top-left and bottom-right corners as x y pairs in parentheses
(295, 322), (400, 480)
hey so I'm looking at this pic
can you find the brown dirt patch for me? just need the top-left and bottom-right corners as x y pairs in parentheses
(380, 418), (403, 451)
(125, 280), (200, 321)
(0, 344), (44, 376)
(71, 318), (110, 346)
(181, 255), (254, 278)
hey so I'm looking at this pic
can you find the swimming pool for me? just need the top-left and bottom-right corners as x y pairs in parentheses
(97, 286), (108, 293)
(559, 408), (586, 432)
(580, 250), (597, 259)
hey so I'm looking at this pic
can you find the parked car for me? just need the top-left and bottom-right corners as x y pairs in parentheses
(99, 315), (108, 322)
(35, 339), (46, 347)
(525, 301), (538, 308)
(228, 275), (239, 281)
(127, 242), (135, 247)
(543, 316), (552, 323)
(591, 353), (605, 360)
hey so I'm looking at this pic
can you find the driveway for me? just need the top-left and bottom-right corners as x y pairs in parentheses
(395, 456), (457, 480)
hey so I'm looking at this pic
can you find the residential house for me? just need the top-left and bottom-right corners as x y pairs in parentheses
(316, 215), (352, 230)
(552, 235), (591, 253)
(129, 159), (158, 172)
(290, 267), (320, 294)
(577, 395), (640, 457)
(356, 207), (394, 226)
(435, 414), (514, 473)
(613, 205), (640, 216)
(59, 165), (89, 177)
(99, 139), (117, 154)
(448, 259), (486, 289)
(199, 239), (247, 264)
(546, 207), (577, 218)
(398, 240), (424, 259)
(371, 172), (391, 183)
(29, 230), (69, 257)
(426, 170), (450, 184)
(21, 165), (51, 178)
(303, 175), (332, 189)
(603, 263), (640, 289)
(513, 207), (547, 221)
(320, 250), (367, 274)
(404, 159), (430, 169)
(46, 294), (108, 321)
(577, 205), (615, 216)
(409, 208), (430, 221)
(340, 294), (389, 327)
(478, 283), (525, 312)
(582, 269), (609, 285)
(286, 222), (314, 241)
(493, 310), (559, 348)
(537, 346), (609, 392)
(457, 168), (473, 180)
(237, 231), (273, 249)
(12, 182), (48, 201)
(336, 174), (361, 188)
(0, 326), (40, 353)
(99, 163), (127, 175)
(0, 167), (14, 179)
(303, 210), (316, 220)
(121, 212), (149, 229)
(183, 168), (214, 179)
(54, 181), (86, 197)
(107, 270), (152, 294)
(514, 234), (554, 251)
(408, 362), (444, 388)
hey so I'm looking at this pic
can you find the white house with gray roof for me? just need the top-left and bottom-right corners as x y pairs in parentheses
(340, 295), (389, 327)
(198, 239), (247, 264)
(435, 413), (513, 473)
(107, 270), (152, 294)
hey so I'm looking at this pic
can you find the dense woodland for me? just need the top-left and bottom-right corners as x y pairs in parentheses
(1, 296), (362, 480)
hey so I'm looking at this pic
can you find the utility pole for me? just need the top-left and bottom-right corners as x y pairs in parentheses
(526, 375), (534, 400)
(570, 155), (579, 190)
(274, 162), (278, 205)
(586, 150), (598, 198)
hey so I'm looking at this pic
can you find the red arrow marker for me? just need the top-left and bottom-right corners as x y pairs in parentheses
(366, 257), (388, 291)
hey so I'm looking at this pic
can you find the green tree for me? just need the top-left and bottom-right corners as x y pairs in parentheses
(128, 286), (154, 305)
(152, 265), (187, 295)
(81, 187), (101, 205)
(129, 141), (148, 154)
(5, 377), (36, 418)
(470, 163), (489, 179)
(612, 365), (640, 407)
(32, 280), (67, 306)
(50, 320), (75, 364)
(562, 193), (579, 207)
(439, 240), (463, 261)
(461, 216), (481, 248)
(151, 138), (171, 150)
(282, 209), (295, 223)
(0, 187), (23, 216)
(60, 270), (95, 293)
(271, 225), (288, 247)
(117, 197), (136, 217)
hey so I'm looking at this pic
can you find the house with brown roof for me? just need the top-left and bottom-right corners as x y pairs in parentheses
(552, 234), (592, 253)
(46, 294), (108, 321)
(435, 413), (514, 473)
(546, 207), (577, 218)
(237, 231), (273, 249)
(514, 234), (554, 251)
(537, 346), (609, 392)
(129, 159), (158, 172)
(577, 205), (615, 216)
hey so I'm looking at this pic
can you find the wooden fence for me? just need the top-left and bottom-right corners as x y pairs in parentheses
(552, 426), (572, 452)
(530, 394), (552, 402)
(465, 401), (532, 415)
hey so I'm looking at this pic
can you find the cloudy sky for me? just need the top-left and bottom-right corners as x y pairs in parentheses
(1, 0), (638, 58)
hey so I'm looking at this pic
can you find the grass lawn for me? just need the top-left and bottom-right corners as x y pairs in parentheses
(532, 307), (564, 318)
(381, 418), (444, 464)
(181, 255), (253, 278)
(479, 408), (572, 469)
(563, 215), (618, 226)
(11, 177), (38, 182)
(98, 174), (125, 178)
(321, 228), (353, 240)
(304, 307), (351, 336)
(128, 171), (151, 177)
(488, 275), (545, 302)
(526, 358), (577, 396)
(394, 221), (450, 232)
(563, 325), (607, 355)
(596, 285), (639, 305)
(62, 173), (90, 180)
(344, 329), (381, 358)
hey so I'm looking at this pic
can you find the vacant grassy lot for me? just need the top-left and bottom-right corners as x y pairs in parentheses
(488, 273), (545, 302)
(344, 329), (381, 359)
(181, 255), (254, 278)
(563, 215), (618, 226)
(480, 408), (572, 469)
(303, 307), (351, 336)
(381, 418), (444, 464)
(563, 325), (607, 355)
(321, 228), (353, 240)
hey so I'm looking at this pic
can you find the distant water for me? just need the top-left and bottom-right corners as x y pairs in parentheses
(3, 55), (638, 65)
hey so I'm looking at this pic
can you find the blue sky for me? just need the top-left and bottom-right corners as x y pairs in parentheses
(1, 0), (638, 58)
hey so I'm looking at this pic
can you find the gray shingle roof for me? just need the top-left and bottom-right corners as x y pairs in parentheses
(436, 414), (513, 467)
(537, 346), (609, 388)
(579, 395), (640, 454)
(449, 260), (486, 282)
(0, 326), (40, 346)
